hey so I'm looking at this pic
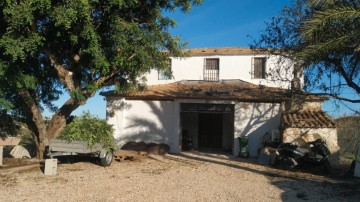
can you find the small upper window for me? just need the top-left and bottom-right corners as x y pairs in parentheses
(204, 58), (219, 81)
(205, 58), (219, 70)
(158, 59), (172, 80)
(252, 57), (266, 79)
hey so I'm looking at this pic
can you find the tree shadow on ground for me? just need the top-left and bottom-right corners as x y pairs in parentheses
(54, 155), (102, 166)
(177, 151), (360, 202)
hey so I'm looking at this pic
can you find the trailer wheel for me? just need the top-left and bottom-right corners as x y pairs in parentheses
(100, 150), (113, 167)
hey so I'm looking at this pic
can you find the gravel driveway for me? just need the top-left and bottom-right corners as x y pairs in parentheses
(1, 151), (359, 202)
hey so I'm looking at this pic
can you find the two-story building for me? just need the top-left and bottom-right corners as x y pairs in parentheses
(101, 47), (338, 159)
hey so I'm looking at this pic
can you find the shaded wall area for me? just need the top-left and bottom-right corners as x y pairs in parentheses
(107, 99), (178, 152)
(234, 102), (281, 157)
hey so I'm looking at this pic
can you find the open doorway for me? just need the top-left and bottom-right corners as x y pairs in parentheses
(198, 113), (223, 149)
(180, 103), (234, 153)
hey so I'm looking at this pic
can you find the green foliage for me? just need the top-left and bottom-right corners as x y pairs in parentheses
(70, 89), (86, 103)
(0, 96), (13, 110)
(252, 0), (360, 105)
(0, 0), (202, 111)
(60, 111), (115, 151)
(0, 0), (202, 157)
(0, 110), (19, 138)
(300, 0), (360, 61)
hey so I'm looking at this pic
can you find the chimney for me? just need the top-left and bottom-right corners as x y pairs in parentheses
(286, 61), (304, 112)
(291, 61), (302, 91)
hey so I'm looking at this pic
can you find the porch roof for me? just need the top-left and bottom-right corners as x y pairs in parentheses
(101, 80), (328, 103)
(282, 110), (337, 128)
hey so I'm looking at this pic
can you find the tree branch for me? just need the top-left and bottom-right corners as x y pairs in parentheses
(326, 57), (360, 95)
(45, 51), (75, 92)
(336, 64), (360, 94)
(313, 92), (360, 103)
(349, 56), (359, 79)
(93, 53), (136, 88)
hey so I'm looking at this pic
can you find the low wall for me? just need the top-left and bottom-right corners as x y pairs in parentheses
(283, 127), (340, 167)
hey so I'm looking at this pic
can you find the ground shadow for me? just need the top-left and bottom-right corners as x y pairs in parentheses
(176, 151), (360, 202)
(54, 155), (103, 167)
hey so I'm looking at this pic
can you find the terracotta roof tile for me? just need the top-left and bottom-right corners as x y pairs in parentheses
(102, 80), (286, 101)
(185, 47), (266, 56)
(101, 80), (328, 102)
(282, 110), (336, 128)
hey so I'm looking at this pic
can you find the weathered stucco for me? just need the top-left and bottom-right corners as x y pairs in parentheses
(234, 102), (281, 157)
(107, 98), (180, 153)
(107, 97), (281, 157)
(283, 128), (340, 167)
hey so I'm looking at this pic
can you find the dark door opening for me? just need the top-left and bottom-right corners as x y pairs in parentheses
(198, 113), (223, 149)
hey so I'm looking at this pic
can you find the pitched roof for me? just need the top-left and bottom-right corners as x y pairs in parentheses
(185, 47), (266, 56)
(282, 110), (336, 128)
(101, 80), (327, 102)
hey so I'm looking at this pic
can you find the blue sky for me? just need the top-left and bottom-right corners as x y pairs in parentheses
(167, 0), (290, 48)
(45, 0), (355, 119)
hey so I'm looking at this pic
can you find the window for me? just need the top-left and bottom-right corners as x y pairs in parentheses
(204, 58), (219, 81)
(158, 59), (172, 80)
(252, 57), (266, 79)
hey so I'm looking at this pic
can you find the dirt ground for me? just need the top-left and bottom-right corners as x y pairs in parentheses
(1, 152), (360, 202)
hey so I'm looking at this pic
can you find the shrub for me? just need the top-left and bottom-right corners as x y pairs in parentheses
(60, 111), (115, 151)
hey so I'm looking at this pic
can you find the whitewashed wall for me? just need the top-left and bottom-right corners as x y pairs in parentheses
(107, 97), (282, 157)
(107, 98), (180, 153)
(234, 102), (281, 157)
(146, 55), (296, 89)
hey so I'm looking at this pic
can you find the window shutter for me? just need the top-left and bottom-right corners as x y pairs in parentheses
(257, 58), (262, 79)
(251, 57), (254, 79)
(252, 57), (266, 79)
(262, 58), (266, 78)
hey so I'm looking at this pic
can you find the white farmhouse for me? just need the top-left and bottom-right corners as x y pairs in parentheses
(101, 47), (337, 158)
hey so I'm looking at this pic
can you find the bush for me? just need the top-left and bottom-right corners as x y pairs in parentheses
(60, 111), (115, 151)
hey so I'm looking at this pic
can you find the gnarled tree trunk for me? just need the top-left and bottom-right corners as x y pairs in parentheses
(24, 96), (81, 159)
(46, 98), (80, 141)
(20, 90), (48, 159)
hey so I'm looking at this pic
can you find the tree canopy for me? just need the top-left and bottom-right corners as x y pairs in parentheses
(0, 0), (202, 158)
(252, 0), (360, 110)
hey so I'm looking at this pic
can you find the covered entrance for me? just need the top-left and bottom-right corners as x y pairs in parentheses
(198, 113), (223, 149)
(180, 103), (234, 153)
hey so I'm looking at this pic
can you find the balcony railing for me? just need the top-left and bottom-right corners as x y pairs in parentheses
(204, 69), (219, 81)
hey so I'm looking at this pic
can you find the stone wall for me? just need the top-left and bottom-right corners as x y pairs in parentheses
(283, 127), (340, 167)
(302, 102), (322, 111)
(283, 100), (323, 113)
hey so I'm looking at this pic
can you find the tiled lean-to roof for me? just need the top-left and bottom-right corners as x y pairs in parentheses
(282, 110), (336, 128)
